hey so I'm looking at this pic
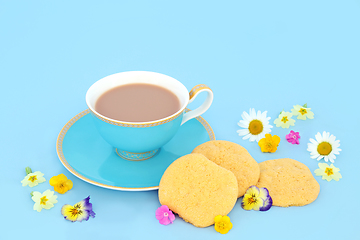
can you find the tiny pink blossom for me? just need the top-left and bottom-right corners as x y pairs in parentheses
(155, 205), (175, 225)
(286, 130), (300, 144)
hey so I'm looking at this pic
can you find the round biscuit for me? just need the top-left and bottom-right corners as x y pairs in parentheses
(158, 153), (238, 228)
(256, 158), (320, 207)
(192, 140), (260, 197)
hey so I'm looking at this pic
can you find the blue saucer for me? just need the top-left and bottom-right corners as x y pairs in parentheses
(56, 109), (215, 191)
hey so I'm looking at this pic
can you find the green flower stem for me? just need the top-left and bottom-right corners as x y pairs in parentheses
(25, 167), (32, 175)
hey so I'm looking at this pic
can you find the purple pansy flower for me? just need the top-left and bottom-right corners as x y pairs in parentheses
(241, 186), (273, 211)
(258, 188), (273, 211)
(61, 196), (96, 222)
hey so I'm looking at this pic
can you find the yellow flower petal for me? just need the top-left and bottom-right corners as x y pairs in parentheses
(214, 215), (223, 223)
(214, 215), (233, 234)
(258, 134), (280, 153)
(273, 135), (281, 145)
(50, 174), (73, 194)
(222, 216), (231, 223)
(62, 204), (78, 222)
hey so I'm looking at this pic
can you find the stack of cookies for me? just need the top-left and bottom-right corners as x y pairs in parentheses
(158, 140), (320, 228)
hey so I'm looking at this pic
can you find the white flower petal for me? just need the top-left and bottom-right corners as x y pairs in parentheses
(254, 135), (262, 142)
(326, 132), (331, 140)
(242, 134), (251, 140)
(307, 142), (315, 149)
(249, 108), (256, 118)
(237, 129), (249, 136)
(315, 133), (322, 143)
(322, 131), (328, 140)
(329, 135), (336, 143)
(238, 121), (249, 128)
(261, 111), (267, 120)
(249, 135), (257, 142)
(309, 151), (319, 156)
(256, 110), (262, 119)
(242, 111), (251, 122)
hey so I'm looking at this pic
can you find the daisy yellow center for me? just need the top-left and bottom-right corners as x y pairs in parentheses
(248, 120), (263, 135)
(317, 142), (332, 156)
(281, 116), (289, 123)
(28, 175), (37, 182)
(299, 108), (307, 115)
(40, 196), (48, 205)
(325, 167), (334, 176)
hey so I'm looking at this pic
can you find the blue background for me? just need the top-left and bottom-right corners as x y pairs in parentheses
(1, 0), (359, 239)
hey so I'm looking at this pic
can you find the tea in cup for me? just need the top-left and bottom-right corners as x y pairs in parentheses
(85, 71), (213, 161)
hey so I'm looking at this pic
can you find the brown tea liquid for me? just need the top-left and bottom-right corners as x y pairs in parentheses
(95, 83), (181, 122)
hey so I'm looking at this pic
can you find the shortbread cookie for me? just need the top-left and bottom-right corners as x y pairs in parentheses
(192, 140), (260, 197)
(256, 158), (320, 207)
(158, 153), (238, 228)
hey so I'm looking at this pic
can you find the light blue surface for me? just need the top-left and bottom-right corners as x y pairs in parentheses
(1, 0), (359, 239)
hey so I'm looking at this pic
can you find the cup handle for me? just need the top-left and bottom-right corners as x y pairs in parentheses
(181, 84), (213, 125)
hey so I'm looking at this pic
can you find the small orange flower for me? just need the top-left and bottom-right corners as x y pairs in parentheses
(49, 174), (73, 194)
(258, 133), (280, 153)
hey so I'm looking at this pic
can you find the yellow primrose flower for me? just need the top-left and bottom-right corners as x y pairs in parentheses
(32, 190), (58, 212)
(50, 174), (73, 194)
(274, 111), (295, 128)
(258, 133), (280, 153)
(314, 163), (342, 181)
(291, 104), (314, 120)
(214, 215), (233, 234)
(21, 171), (46, 187)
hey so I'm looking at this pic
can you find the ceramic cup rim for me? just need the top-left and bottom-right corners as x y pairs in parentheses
(85, 71), (190, 125)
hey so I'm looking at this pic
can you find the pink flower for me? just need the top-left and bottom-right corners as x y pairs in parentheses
(286, 130), (300, 144)
(155, 205), (175, 225)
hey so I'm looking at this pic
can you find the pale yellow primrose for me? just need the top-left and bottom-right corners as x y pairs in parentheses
(274, 111), (295, 128)
(31, 190), (58, 212)
(291, 104), (314, 120)
(314, 163), (342, 181)
(21, 171), (46, 187)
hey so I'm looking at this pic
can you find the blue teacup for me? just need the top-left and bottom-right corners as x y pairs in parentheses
(86, 71), (213, 161)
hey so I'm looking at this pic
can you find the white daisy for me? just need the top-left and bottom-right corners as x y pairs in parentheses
(237, 108), (273, 142)
(307, 131), (341, 163)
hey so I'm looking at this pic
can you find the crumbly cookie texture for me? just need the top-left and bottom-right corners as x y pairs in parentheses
(158, 153), (238, 228)
(192, 140), (260, 197)
(256, 158), (320, 207)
